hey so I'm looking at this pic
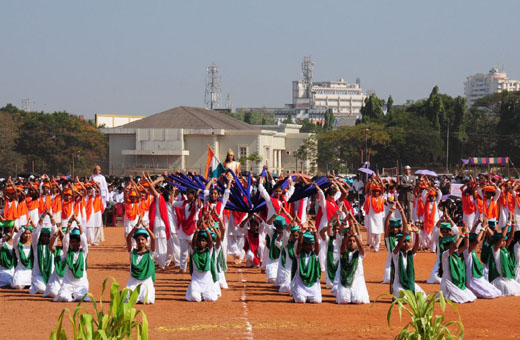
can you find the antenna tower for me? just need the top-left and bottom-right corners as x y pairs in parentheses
(301, 57), (314, 99)
(225, 93), (231, 110)
(205, 63), (221, 109)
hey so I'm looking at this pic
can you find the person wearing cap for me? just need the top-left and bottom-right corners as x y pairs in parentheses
(292, 227), (321, 304)
(335, 224), (370, 304)
(0, 220), (17, 287)
(186, 224), (219, 302)
(89, 183), (104, 246)
(439, 225), (477, 303)
(497, 181), (514, 229)
(60, 185), (78, 231)
(2, 182), (20, 228)
(477, 182), (501, 221)
(319, 205), (347, 293)
(398, 165), (416, 220)
(464, 223), (501, 299)
(39, 182), (53, 226)
(54, 225), (90, 302)
(461, 178), (478, 230)
(29, 210), (56, 294)
(421, 185), (442, 252)
(44, 226), (68, 298)
(50, 182), (62, 226)
(488, 224), (520, 296)
(144, 173), (176, 270)
(279, 222), (301, 294)
(382, 202), (406, 284)
(239, 213), (262, 269)
(427, 213), (459, 284)
(391, 224), (424, 298)
(11, 223), (34, 290)
(126, 224), (156, 304)
(206, 219), (227, 292)
(123, 184), (141, 238)
(264, 214), (287, 285)
(363, 179), (385, 252)
(26, 183), (41, 226)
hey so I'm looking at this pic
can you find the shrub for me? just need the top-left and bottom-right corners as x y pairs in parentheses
(384, 290), (464, 340)
(49, 277), (149, 340)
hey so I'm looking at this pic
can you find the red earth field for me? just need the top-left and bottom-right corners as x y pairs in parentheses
(1, 227), (520, 339)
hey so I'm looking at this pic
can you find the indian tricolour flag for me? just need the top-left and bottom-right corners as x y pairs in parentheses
(204, 145), (226, 179)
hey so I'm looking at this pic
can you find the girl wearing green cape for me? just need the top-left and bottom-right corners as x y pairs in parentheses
(12, 223), (34, 289)
(186, 222), (218, 302)
(292, 225), (322, 304)
(30, 210), (55, 294)
(391, 223), (424, 298)
(463, 223), (501, 299)
(54, 218), (89, 302)
(44, 226), (68, 298)
(439, 224), (477, 303)
(488, 224), (520, 296)
(0, 220), (16, 287)
(126, 221), (156, 304)
(335, 229), (369, 304)
(383, 201), (406, 284)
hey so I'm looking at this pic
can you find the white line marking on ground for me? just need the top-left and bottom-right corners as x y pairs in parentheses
(238, 268), (254, 340)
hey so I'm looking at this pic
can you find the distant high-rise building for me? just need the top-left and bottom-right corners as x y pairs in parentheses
(464, 67), (520, 107)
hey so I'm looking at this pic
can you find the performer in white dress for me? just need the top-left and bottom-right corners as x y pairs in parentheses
(11, 225), (34, 289)
(439, 229), (477, 303)
(29, 212), (56, 294)
(335, 230), (370, 304)
(186, 227), (219, 302)
(363, 181), (385, 252)
(54, 226), (90, 302)
(44, 227), (67, 298)
(383, 202), (406, 284)
(0, 221), (17, 287)
(391, 224), (425, 298)
(464, 229), (501, 299)
(126, 225), (156, 304)
(292, 229), (322, 304)
(278, 224), (300, 294)
(488, 226), (520, 296)
(265, 215), (286, 285)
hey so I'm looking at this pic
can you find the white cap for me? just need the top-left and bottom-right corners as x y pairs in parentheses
(404, 165), (411, 170)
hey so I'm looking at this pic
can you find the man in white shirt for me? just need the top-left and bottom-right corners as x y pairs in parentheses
(90, 165), (109, 208)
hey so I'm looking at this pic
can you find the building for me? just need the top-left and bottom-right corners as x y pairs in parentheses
(238, 57), (365, 127)
(101, 106), (316, 176)
(95, 114), (145, 128)
(464, 67), (520, 107)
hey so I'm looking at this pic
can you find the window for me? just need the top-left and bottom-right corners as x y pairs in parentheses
(239, 146), (247, 159)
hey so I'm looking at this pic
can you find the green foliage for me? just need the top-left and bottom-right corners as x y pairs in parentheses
(323, 109), (335, 132)
(385, 290), (464, 340)
(296, 135), (318, 169)
(360, 94), (385, 123)
(0, 104), (107, 177)
(299, 119), (322, 133)
(49, 277), (149, 340)
(230, 109), (275, 125)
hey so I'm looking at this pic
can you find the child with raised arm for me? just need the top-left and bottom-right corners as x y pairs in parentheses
(264, 214), (285, 285)
(126, 221), (156, 304)
(44, 226), (67, 298)
(279, 223), (300, 294)
(240, 213), (262, 268)
(292, 227), (321, 304)
(30, 210), (56, 294)
(0, 221), (17, 287)
(319, 207), (344, 292)
(54, 221), (89, 302)
(464, 223), (501, 298)
(335, 227), (370, 304)
(391, 222), (424, 298)
(439, 224), (477, 303)
(12, 222), (34, 289)
(186, 223), (218, 302)
(488, 224), (520, 296)
(383, 201), (406, 284)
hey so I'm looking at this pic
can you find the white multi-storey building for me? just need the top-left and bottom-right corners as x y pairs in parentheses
(464, 67), (520, 107)
(292, 78), (365, 118)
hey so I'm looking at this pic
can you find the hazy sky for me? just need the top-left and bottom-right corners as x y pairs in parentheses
(2, 0), (519, 118)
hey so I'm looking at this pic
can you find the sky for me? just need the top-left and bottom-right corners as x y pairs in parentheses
(1, 0), (519, 118)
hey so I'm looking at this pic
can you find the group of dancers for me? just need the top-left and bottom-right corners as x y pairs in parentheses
(1, 160), (520, 306)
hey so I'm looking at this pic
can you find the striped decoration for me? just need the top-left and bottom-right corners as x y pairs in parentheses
(468, 157), (509, 165)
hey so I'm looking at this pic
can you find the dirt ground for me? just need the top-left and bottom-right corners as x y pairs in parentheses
(1, 227), (520, 340)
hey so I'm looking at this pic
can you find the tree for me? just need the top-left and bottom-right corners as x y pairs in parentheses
(360, 94), (385, 122)
(296, 135), (318, 172)
(0, 112), (21, 175)
(323, 109), (335, 132)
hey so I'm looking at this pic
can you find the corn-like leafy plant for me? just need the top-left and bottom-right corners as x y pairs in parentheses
(49, 277), (149, 340)
(385, 290), (464, 340)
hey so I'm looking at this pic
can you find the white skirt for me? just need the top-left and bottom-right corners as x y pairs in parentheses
(278, 257), (293, 294)
(382, 251), (392, 284)
(265, 257), (279, 283)
(126, 275), (155, 304)
(427, 258), (441, 284)
(335, 260), (370, 304)
(440, 278), (476, 303)
(292, 274), (322, 302)
(44, 271), (63, 298)
(29, 272), (47, 294)
(0, 266), (14, 287)
(466, 275), (501, 299)
(491, 277), (520, 296)
(11, 265), (32, 288)
(186, 267), (218, 302)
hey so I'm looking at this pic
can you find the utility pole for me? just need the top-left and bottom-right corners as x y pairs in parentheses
(365, 128), (370, 163)
(205, 63), (221, 110)
(446, 124), (450, 173)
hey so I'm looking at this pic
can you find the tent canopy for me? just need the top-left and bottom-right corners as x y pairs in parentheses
(461, 157), (509, 165)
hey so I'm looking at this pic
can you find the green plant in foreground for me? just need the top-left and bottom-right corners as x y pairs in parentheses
(49, 277), (148, 340)
(385, 290), (464, 340)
